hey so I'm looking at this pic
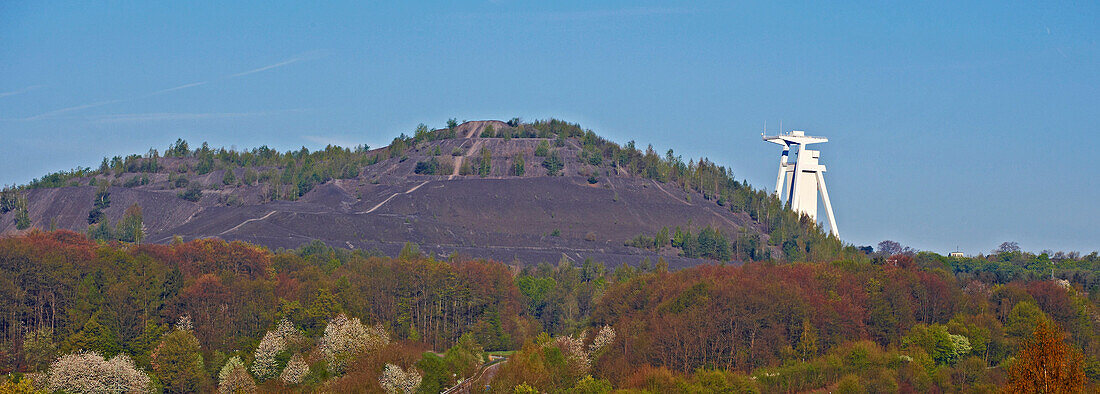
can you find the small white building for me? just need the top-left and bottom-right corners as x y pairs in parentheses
(949, 252), (964, 258)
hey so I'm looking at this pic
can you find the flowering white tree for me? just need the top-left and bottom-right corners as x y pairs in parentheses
(175, 314), (193, 332)
(554, 331), (590, 371)
(217, 356), (256, 394)
(251, 318), (300, 381)
(589, 325), (616, 355)
(379, 363), (422, 394)
(47, 352), (152, 393)
(319, 314), (389, 374)
(279, 353), (309, 385)
(548, 325), (616, 374)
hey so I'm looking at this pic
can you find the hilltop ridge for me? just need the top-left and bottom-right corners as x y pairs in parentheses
(0, 119), (851, 266)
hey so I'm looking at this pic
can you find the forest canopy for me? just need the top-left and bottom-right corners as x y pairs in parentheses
(1, 230), (1099, 392)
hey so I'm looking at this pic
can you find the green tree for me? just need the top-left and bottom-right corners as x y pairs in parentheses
(87, 221), (113, 241)
(241, 168), (258, 186)
(222, 167), (237, 185)
(542, 151), (564, 176)
(902, 324), (972, 365)
(478, 147), (491, 177)
(1005, 301), (1050, 345)
(511, 153), (526, 176)
(130, 322), (166, 369)
(414, 123), (431, 141)
(65, 312), (121, 356)
(796, 318), (818, 361)
(305, 289), (342, 335)
(534, 140), (550, 157)
(22, 326), (56, 371)
(14, 205), (30, 230)
(415, 352), (449, 393)
(570, 375), (613, 394)
(116, 203), (144, 243)
(480, 125), (496, 138)
(167, 138), (190, 157)
(152, 329), (208, 393)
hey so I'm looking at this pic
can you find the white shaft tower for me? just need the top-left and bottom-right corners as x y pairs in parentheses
(763, 130), (840, 237)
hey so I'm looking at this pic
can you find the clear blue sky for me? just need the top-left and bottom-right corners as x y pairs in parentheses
(2, 1), (1097, 254)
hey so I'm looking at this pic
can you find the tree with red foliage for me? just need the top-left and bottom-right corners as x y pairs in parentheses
(1006, 320), (1084, 393)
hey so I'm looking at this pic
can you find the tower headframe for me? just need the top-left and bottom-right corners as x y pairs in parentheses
(762, 130), (840, 237)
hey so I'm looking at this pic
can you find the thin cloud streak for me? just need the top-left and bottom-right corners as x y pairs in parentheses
(23, 51), (325, 121)
(228, 50), (328, 78)
(24, 99), (126, 121)
(91, 112), (261, 123)
(148, 81), (208, 95)
(0, 85), (44, 99)
(90, 108), (307, 124)
(229, 57), (304, 78)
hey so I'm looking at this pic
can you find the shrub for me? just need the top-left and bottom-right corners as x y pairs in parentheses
(222, 168), (237, 185)
(241, 168), (258, 186)
(123, 175), (149, 188)
(480, 125), (496, 138)
(178, 185), (202, 202)
(0, 377), (41, 394)
(414, 157), (442, 175)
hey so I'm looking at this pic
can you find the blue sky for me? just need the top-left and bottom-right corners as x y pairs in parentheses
(1, 1), (1097, 254)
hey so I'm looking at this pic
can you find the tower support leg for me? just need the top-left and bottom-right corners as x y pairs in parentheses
(816, 171), (839, 237)
(774, 146), (789, 197)
(788, 147), (805, 210)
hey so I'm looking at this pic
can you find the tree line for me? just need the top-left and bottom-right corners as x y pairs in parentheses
(2, 230), (1098, 392)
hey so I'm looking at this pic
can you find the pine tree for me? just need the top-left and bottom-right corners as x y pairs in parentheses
(65, 312), (121, 357)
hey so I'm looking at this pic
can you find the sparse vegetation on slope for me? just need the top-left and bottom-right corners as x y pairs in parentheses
(4, 118), (857, 263)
